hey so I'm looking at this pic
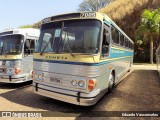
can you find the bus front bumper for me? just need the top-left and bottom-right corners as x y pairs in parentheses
(0, 73), (31, 83)
(33, 82), (102, 106)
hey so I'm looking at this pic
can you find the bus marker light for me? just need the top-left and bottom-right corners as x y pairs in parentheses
(32, 71), (35, 79)
(108, 65), (112, 69)
(88, 79), (96, 91)
(15, 68), (21, 74)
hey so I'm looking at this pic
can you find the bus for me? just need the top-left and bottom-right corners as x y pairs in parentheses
(33, 12), (134, 106)
(0, 28), (40, 83)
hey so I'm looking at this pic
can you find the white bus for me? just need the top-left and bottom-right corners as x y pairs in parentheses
(0, 28), (40, 83)
(33, 12), (134, 106)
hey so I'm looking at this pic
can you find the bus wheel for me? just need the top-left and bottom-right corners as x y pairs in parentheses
(108, 72), (115, 93)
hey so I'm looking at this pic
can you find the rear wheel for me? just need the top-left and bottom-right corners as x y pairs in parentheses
(108, 72), (115, 93)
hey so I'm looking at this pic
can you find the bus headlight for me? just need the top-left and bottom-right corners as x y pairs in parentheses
(78, 80), (85, 87)
(71, 80), (77, 86)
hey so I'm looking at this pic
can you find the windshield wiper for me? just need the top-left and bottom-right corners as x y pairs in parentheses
(64, 32), (76, 58)
(40, 35), (55, 55)
(56, 22), (75, 58)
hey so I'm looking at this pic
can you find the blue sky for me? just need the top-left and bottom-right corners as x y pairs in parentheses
(0, 0), (83, 31)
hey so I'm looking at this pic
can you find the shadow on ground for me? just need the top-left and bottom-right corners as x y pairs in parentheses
(0, 81), (32, 89)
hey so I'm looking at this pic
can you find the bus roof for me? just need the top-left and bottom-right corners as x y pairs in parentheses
(41, 12), (133, 43)
(0, 28), (40, 38)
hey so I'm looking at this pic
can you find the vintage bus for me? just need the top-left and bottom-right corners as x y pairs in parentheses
(0, 28), (40, 83)
(33, 12), (134, 106)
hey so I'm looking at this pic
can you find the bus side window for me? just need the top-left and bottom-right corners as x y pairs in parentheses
(102, 29), (110, 58)
(120, 33), (124, 46)
(24, 39), (30, 55)
(30, 40), (35, 54)
(24, 39), (35, 55)
(111, 26), (119, 44)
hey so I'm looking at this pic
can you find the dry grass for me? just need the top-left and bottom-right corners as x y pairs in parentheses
(99, 0), (148, 21)
(99, 0), (160, 41)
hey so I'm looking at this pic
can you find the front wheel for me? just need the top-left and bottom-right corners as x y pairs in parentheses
(108, 72), (115, 93)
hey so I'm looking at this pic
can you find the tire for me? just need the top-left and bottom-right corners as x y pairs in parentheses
(108, 72), (115, 93)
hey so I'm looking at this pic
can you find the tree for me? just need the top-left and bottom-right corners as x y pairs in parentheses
(32, 21), (42, 29)
(19, 25), (33, 28)
(78, 0), (113, 11)
(137, 9), (160, 64)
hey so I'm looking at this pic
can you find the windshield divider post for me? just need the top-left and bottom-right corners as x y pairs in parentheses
(56, 21), (64, 53)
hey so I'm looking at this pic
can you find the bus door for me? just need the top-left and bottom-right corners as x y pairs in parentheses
(23, 39), (36, 78)
(24, 39), (36, 55)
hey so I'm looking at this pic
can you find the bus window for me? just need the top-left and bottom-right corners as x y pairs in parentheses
(30, 40), (35, 54)
(111, 26), (119, 44)
(129, 41), (132, 49)
(41, 33), (53, 52)
(120, 33), (124, 46)
(128, 40), (130, 48)
(101, 28), (110, 58)
(24, 39), (36, 55)
(124, 38), (128, 48)
(132, 43), (134, 49)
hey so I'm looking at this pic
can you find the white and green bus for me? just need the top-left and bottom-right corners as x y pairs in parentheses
(33, 12), (134, 106)
(0, 28), (40, 83)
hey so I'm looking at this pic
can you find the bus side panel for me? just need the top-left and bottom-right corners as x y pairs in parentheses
(113, 57), (131, 81)
(109, 47), (133, 82)
(22, 55), (33, 81)
(98, 57), (133, 92)
(95, 63), (110, 91)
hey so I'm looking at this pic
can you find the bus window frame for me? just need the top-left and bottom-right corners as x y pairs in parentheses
(100, 23), (111, 59)
(23, 38), (37, 57)
(111, 25), (120, 45)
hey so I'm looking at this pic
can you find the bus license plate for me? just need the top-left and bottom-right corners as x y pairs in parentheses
(50, 77), (61, 84)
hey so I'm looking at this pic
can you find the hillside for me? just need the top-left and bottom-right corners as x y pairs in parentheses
(99, 0), (160, 40)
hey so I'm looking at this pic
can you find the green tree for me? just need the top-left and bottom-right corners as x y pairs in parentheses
(19, 24), (33, 28)
(137, 9), (160, 64)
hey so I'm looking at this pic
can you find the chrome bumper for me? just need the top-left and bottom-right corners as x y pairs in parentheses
(33, 82), (102, 106)
(0, 73), (31, 83)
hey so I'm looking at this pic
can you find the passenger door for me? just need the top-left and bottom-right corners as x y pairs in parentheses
(22, 39), (36, 80)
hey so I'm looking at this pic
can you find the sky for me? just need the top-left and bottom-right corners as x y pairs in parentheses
(0, 0), (83, 31)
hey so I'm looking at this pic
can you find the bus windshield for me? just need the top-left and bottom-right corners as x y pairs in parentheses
(0, 35), (24, 55)
(36, 19), (101, 54)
